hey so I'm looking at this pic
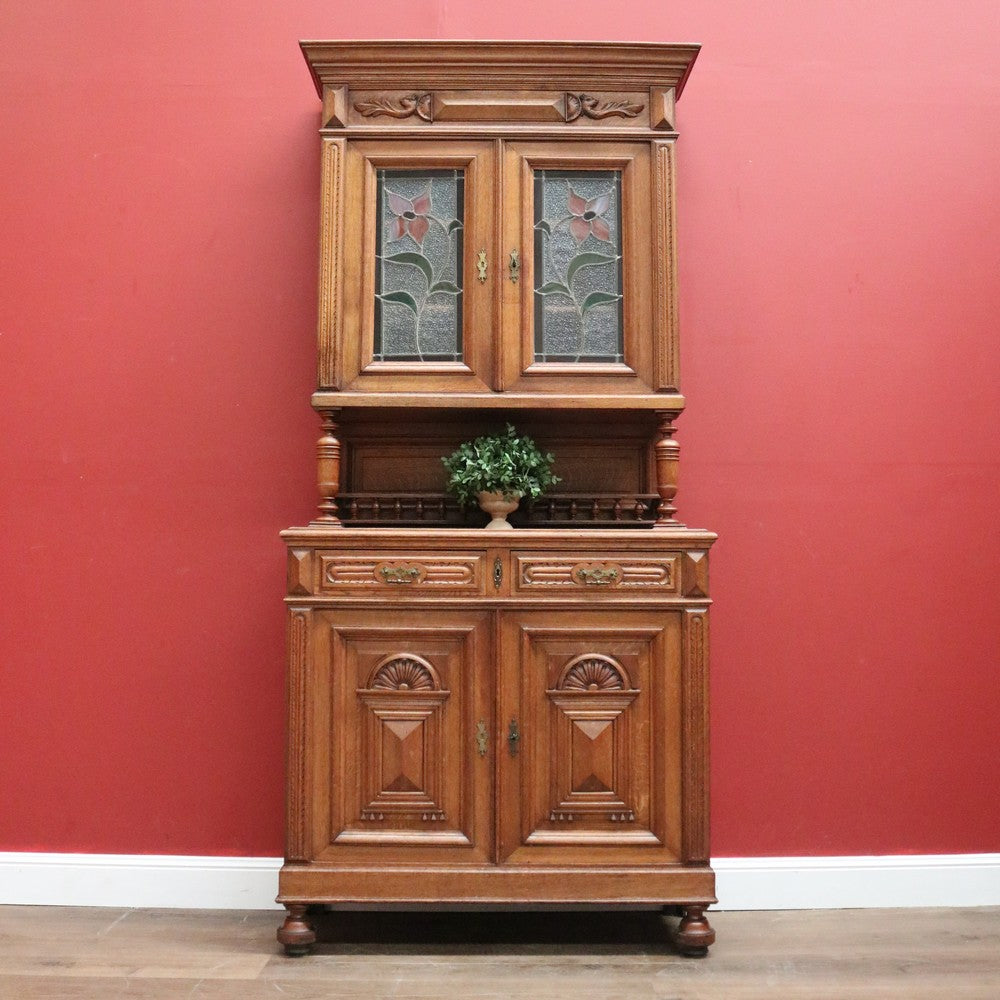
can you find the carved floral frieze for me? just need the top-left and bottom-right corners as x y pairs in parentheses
(354, 93), (433, 121)
(352, 91), (645, 125)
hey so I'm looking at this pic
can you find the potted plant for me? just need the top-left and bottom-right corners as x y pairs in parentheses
(442, 425), (560, 529)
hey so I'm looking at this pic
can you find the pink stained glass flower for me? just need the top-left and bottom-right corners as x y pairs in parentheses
(568, 189), (612, 243)
(387, 190), (431, 244)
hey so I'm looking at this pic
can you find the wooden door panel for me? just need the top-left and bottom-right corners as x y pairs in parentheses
(341, 140), (495, 392)
(312, 609), (491, 864)
(500, 141), (655, 393)
(499, 611), (682, 865)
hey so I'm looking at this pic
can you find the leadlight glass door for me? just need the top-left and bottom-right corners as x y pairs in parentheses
(341, 141), (494, 392)
(501, 142), (656, 393)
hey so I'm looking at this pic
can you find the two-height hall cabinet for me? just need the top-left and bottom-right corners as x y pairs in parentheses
(279, 41), (717, 958)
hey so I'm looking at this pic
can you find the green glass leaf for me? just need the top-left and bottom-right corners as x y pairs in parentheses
(428, 281), (461, 295)
(535, 219), (552, 234)
(566, 252), (617, 289)
(447, 219), (464, 233)
(377, 290), (419, 315)
(536, 281), (572, 297)
(385, 252), (433, 286)
(580, 291), (622, 315)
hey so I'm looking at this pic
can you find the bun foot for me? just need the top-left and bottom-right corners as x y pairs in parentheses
(675, 905), (715, 957)
(277, 904), (316, 957)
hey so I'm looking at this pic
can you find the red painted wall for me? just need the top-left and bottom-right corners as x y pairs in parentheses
(2, 2), (998, 858)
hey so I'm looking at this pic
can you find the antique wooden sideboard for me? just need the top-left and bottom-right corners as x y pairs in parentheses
(278, 41), (717, 957)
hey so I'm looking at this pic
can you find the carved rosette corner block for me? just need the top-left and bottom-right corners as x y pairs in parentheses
(653, 411), (682, 527)
(681, 551), (709, 598)
(565, 93), (645, 122)
(315, 409), (342, 524)
(287, 549), (312, 597)
(649, 87), (677, 130)
(676, 905), (715, 957)
(354, 93), (433, 122)
(322, 86), (349, 127)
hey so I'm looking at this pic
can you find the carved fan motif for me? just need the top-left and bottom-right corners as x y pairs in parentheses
(560, 654), (626, 691)
(369, 655), (436, 690)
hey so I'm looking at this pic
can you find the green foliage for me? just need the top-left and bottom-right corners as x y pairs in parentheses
(441, 425), (560, 507)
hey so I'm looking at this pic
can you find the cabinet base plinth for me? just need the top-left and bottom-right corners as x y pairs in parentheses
(279, 863), (715, 907)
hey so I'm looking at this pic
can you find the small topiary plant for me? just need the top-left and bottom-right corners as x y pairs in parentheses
(441, 424), (560, 508)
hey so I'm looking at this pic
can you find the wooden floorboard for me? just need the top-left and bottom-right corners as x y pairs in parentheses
(0, 905), (998, 999)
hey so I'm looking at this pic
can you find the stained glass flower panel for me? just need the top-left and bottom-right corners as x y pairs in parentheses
(533, 170), (624, 363)
(375, 169), (464, 362)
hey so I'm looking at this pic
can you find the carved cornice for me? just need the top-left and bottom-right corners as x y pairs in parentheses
(301, 40), (699, 96)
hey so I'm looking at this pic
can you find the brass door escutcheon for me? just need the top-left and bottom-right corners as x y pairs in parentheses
(508, 249), (520, 283)
(493, 556), (503, 589)
(475, 720), (488, 757)
(507, 717), (520, 756)
(476, 248), (488, 283)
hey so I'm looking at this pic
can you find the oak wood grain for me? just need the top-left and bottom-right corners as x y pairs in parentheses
(287, 41), (716, 957)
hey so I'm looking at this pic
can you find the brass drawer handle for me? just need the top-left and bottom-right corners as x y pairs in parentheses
(379, 565), (422, 584)
(576, 566), (620, 586)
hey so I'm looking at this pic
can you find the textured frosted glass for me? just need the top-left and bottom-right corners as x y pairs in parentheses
(375, 170), (464, 361)
(533, 170), (623, 363)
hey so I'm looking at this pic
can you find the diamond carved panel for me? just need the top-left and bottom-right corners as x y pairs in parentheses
(546, 654), (639, 823)
(357, 654), (450, 823)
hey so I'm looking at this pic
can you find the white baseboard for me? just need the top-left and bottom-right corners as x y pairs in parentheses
(1, 852), (997, 911)
(714, 853), (1000, 909)
(0, 854), (284, 910)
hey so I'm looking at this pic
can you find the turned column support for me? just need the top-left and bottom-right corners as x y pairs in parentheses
(315, 408), (343, 525)
(653, 410), (682, 528)
(277, 903), (316, 957)
(675, 904), (715, 957)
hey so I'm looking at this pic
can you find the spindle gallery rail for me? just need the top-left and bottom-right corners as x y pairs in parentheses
(336, 493), (660, 527)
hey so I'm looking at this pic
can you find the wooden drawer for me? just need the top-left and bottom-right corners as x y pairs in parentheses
(317, 552), (485, 595)
(513, 552), (680, 596)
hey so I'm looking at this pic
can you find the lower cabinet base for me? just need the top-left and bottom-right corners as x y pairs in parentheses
(276, 864), (716, 958)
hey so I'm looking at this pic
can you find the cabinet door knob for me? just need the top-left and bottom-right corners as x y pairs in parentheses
(476, 248), (488, 283)
(507, 717), (520, 756)
(508, 249), (520, 283)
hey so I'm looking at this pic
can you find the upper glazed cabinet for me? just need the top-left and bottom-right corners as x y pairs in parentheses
(303, 42), (698, 402)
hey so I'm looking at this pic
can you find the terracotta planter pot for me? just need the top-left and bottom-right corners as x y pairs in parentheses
(477, 491), (521, 530)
